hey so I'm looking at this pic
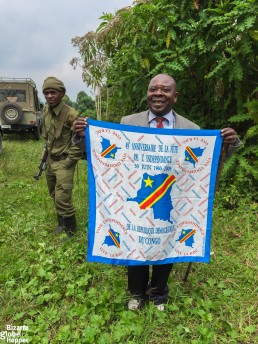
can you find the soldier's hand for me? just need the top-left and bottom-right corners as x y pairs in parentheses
(221, 127), (237, 144)
(74, 117), (88, 138)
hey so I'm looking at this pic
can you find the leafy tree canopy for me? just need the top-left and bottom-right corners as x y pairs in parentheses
(71, 0), (258, 194)
(75, 91), (95, 116)
(63, 92), (96, 118)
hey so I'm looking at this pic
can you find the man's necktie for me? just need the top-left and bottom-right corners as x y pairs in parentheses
(155, 116), (165, 128)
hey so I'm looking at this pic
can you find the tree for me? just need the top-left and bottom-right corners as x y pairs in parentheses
(75, 91), (95, 116)
(71, 0), (258, 196)
(63, 95), (75, 108)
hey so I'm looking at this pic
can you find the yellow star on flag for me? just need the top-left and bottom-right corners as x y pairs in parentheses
(143, 176), (154, 188)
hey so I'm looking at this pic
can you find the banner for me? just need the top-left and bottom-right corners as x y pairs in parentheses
(85, 119), (222, 265)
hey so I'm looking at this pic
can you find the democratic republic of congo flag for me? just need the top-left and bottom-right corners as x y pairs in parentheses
(127, 173), (176, 223)
(85, 119), (223, 266)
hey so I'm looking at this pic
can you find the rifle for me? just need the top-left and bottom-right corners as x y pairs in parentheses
(34, 144), (48, 180)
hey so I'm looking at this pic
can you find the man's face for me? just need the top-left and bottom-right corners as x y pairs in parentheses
(147, 75), (178, 116)
(43, 89), (64, 108)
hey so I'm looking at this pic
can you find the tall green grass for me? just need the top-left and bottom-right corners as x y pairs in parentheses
(0, 135), (257, 344)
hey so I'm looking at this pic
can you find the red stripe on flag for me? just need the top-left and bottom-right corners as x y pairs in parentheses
(108, 229), (120, 248)
(180, 230), (196, 243)
(140, 175), (176, 209)
(101, 144), (116, 157)
(186, 146), (198, 163)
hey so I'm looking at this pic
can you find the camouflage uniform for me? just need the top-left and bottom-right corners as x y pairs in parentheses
(42, 100), (82, 236)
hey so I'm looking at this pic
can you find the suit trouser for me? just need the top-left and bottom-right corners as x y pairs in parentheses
(128, 263), (173, 305)
(45, 160), (76, 218)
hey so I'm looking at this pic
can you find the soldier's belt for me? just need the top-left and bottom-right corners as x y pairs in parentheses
(50, 154), (68, 161)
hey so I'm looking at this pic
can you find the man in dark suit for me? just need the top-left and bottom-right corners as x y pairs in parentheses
(73, 74), (240, 311)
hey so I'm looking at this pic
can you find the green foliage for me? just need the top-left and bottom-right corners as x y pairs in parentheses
(63, 91), (96, 118)
(71, 0), (258, 199)
(63, 94), (75, 107)
(220, 97), (258, 195)
(75, 91), (95, 116)
(72, 0), (257, 125)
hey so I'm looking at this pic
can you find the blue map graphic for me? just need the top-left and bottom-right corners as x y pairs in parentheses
(176, 229), (195, 248)
(102, 225), (120, 248)
(100, 137), (121, 159)
(127, 173), (175, 223)
(185, 146), (206, 167)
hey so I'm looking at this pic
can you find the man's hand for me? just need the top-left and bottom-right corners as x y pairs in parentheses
(74, 117), (88, 138)
(221, 127), (237, 144)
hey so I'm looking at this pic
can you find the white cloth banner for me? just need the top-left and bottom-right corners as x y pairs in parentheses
(85, 119), (222, 265)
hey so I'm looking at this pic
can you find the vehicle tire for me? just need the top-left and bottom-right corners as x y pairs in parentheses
(33, 124), (41, 140)
(0, 103), (24, 124)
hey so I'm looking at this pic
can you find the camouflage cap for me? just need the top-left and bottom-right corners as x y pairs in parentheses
(42, 76), (66, 93)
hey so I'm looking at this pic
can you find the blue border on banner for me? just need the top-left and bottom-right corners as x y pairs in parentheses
(86, 119), (222, 265)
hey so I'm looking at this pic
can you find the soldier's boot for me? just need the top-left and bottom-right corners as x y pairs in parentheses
(63, 215), (77, 238)
(53, 214), (64, 234)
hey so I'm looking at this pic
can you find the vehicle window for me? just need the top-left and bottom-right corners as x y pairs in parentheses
(0, 89), (26, 102)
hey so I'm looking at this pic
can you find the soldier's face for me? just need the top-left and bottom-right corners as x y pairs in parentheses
(147, 75), (178, 116)
(43, 89), (64, 108)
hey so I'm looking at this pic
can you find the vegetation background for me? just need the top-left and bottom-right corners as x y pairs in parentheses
(72, 0), (258, 197)
(1, 0), (257, 343)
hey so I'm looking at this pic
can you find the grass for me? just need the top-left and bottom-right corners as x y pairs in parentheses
(0, 134), (257, 344)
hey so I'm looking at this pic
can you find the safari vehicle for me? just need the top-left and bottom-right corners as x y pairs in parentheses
(0, 77), (43, 140)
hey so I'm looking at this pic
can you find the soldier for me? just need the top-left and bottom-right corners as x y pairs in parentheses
(42, 76), (82, 239)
